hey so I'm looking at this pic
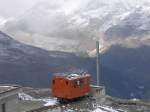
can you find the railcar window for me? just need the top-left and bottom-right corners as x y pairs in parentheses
(66, 81), (68, 85)
(77, 80), (80, 85)
(86, 78), (89, 84)
(53, 80), (55, 84)
(73, 79), (84, 88)
(79, 79), (83, 86)
(73, 81), (77, 88)
(87, 79), (90, 84)
(73, 80), (77, 88)
(84, 79), (87, 84)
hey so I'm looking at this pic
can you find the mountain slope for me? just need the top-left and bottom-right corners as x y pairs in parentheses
(1, 31), (150, 99)
(0, 31), (131, 99)
(101, 45), (150, 99)
(0, 31), (94, 87)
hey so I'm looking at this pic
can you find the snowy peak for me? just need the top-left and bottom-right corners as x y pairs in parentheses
(104, 5), (150, 48)
(1, 0), (150, 52)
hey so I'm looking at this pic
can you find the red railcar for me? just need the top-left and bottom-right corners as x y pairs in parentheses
(51, 73), (91, 101)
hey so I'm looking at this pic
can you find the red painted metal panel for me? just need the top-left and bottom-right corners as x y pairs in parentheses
(51, 74), (91, 100)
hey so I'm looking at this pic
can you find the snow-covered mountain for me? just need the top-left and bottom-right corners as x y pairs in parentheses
(1, 0), (150, 52)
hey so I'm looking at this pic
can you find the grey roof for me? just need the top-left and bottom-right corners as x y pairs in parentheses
(0, 84), (21, 94)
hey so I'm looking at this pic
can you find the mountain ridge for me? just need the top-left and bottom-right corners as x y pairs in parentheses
(0, 31), (150, 99)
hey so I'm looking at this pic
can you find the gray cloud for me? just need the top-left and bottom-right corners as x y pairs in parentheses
(0, 0), (43, 17)
(1, 0), (150, 52)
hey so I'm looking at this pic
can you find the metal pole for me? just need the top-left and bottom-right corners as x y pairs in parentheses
(96, 41), (100, 86)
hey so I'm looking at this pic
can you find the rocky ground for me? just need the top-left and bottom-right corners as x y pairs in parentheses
(18, 87), (150, 112)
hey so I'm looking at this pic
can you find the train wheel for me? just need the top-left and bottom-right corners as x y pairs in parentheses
(58, 98), (68, 104)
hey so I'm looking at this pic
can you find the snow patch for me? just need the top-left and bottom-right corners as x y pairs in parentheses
(43, 98), (58, 106)
(93, 108), (107, 112)
(131, 98), (140, 101)
(18, 92), (57, 106)
(18, 93), (34, 100)
(98, 105), (118, 112)
(93, 105), (127, 112)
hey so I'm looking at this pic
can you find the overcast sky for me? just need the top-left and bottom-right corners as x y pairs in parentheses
(0, 0), (150, 51)
(0, 0), (149, 18)
(0, 0), (42, 18)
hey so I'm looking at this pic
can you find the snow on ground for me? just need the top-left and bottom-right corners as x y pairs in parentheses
(93, 105), (123, 112)
(18, 92), (58, 106)
(131, 98), (139, 101)
(93, 108), (107, 112)
(43, 98), (58, 106)
(18, 93), (126, 112)
(98, 105), (118, 112)
(18, 93), (34, 100)
(93, 105), (127, 112)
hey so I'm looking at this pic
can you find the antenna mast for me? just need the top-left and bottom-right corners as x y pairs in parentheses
(96, 41), (100, 86)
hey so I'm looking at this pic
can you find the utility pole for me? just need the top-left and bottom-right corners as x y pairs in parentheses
(96, 41), (100, 86)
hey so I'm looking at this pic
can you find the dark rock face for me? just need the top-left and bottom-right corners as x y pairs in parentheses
(101, 45), (150, 99)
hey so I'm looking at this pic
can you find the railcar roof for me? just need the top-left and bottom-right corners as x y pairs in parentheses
(0, 84), (20, 94)
(54, 73), (91, 80)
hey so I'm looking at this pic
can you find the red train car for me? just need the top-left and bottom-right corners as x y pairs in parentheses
(51, 73), (91, 101)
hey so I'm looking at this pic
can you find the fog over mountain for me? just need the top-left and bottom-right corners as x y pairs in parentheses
(1, 0), (150, 52)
